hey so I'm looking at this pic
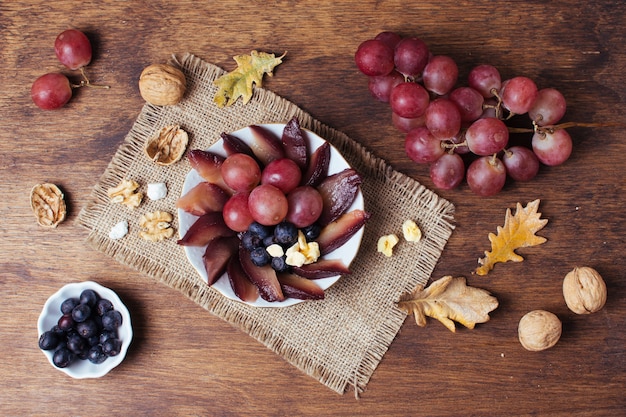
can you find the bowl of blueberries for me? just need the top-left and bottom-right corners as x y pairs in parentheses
(37, 281), (133, 378)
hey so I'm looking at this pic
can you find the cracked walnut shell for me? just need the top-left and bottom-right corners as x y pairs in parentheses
(563, 266), (607, 314)
(139, 63), (186, 106)
(144, 125), (189, 166)
(30, 183), (67, 228)
(139, 211), (174, 242)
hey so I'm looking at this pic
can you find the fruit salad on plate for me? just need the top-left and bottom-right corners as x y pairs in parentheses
(177, 118), (369, 307)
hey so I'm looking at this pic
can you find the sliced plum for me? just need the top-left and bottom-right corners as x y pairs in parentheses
(176, 182), (230, 216)
(188, 149), (225, 183)
(317, 168), (363, 226)
(302, 142), (330, 187)
(317, 209), (370, 255)
(277, 273), (325, 300)
(221, 132), (262, 165)
(203, 236), (239, 285)
(177, 211), (235, 247)
(292, 258), (351, 279)
(226, 252), (259, 302)
(249, 124), (285, 166)
(239, 246), (285, 302)
(281, 117), (308, 170)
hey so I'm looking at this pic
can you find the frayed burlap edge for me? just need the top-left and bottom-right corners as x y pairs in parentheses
(77, 53), (455, 396)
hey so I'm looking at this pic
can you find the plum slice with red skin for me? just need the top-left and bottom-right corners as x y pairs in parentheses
(316, 168), (363, 226)
(176, 182), (229, 216)
(277, 273), (325, 300)
(221, 132), (262, 165)
(281, 116), (308, 170)
(203, 236), (239, 285)
(187, 149), (231, 192)
(249, 124), (285, 166)
(317, 209), (370, 255)
(177, 211), (235, 247)
(292, 259), (351, 279)
(226, 251), (259, 302)
(302, 141), (330, 187)
(239, 246), (285, 302)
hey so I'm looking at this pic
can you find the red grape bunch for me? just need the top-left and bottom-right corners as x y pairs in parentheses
(31, 29), (109, 110)
(355, 31), (570, 196)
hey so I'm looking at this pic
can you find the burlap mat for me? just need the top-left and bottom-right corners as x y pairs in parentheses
(76, 53), (455, 395)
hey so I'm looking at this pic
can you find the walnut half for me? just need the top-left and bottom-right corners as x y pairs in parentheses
(144, 125), (189, 166)
(30, 183), (67, 228)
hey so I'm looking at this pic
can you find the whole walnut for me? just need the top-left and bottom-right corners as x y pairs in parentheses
(518, 310), (562, 352)
(563, 266), (607, 314)
(139, 63), (186, 106)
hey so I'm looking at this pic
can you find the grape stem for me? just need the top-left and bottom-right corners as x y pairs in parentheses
(507, 121), (624, 135)
(70, 67), (110, 89)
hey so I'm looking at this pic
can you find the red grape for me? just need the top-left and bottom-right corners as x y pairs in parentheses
(468, 64), (501, 98)
(425, 97), (462, 139)
(393, 37), (430, 78)
(465, 117), (509, 156)
(429, 153), (465, 190)
(389, 82), (430, 118)
(221, 153), (261, 192)
(466, 156), (507, 196)
(392, 112), (426, 133)
(405, 126), (445, 164)
(528, 88), (567, 126)
(422, 55), (458, 96)
(502, 146), (540, 181)
(286, 186), (324, 228)
(532, 129), (572, 166)
(355, 39), (394, 76)
(374, 31), (402, 50)
(31, 73), (72, 110)
(261, 158), (302, 194)
(222, 192), (254, 232)
(449, 86), (485, 123)
(55, 29), (92, 70)
(248, 184), (289, 226)
(500, 76), (538, 115)
(368, 70), (404, 103)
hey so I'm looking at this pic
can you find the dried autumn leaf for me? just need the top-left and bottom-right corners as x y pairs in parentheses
(213, 50), (286, 107)
(475, 199), (548, 276)
(398, 276), (499, 332)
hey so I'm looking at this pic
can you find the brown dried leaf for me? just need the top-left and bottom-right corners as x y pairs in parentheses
(398, 276), (499, 332)
(30, 183), (67, 228)
(475, 199), (548, 276)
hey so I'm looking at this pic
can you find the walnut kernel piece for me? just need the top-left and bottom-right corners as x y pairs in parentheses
(139, 211), (174, 242)
(107, 179), (143, 209)
(563, 266), (607, 314)
(30, 183), (67, 228)
(144, 125), (189, 166)
(518, 310), (562, 352)
(138, 63), (186, 106)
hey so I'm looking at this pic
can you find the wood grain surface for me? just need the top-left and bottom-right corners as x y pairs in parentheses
(1, 1), (624, 416)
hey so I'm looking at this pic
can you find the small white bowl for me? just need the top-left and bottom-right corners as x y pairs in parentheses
(37, 281), (133, 379)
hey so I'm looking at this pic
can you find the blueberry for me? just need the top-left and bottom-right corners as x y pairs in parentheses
(71, 303), (91, 322)
(101, 310), (123, 330)
(79, 289), (99, 307)
(271, 256), (290, 272)
(248, 222), (272, 239)
(274, 222), (298, 246)
(303, 223), (322, 241)
(87, 334), (100, 347)
(57, 314), (75, 331)
(76, 319), (100, 339)
(241, 231), (262, 251)
(96, 298), (113, 316)
(102, 338), (122, 357)
(60, 297), (80, 315)
(53, 347), (74, 368)
(262, 235), (276, 247)
(99, 329), (118, 345)
(250, 247), (270, 267)
(39, 330), (61, 351)
(87, 345), (107, 364)
(66, 332), (87, 354)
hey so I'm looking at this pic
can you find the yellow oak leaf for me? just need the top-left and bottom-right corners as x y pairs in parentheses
(475, 199), (548, 276)
(213, 50), (286, 107)
(397, 276), (499, 332)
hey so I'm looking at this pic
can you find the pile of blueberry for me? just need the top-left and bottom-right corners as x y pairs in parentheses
(38, 289), (123, 368)
(240, 221), (321, 272)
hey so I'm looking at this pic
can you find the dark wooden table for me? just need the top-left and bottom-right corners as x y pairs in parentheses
(2, 1), (624, 415)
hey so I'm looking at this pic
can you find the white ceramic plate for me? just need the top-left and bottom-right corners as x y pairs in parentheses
(37, 281), (133, 378)
(178, 123), (365, 307)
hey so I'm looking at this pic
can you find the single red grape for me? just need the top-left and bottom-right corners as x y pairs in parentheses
(389, 82), (430, 118)
(466, 156), (507, 196)
(502, 146), (540, 181)
(528, 88), (567, 126)
(261, 158), (302, 194)
(221, 153), (261, 192)
(430, 153), (465, 190)
(532, 129), (572, 166)
(285, 186), (323, 228)
(248, 184), (289, 226)
(393, 37), (430, 78)
(404, 126), (445, 164)
(31, 73), (73, 110)
(55, 29), (92, 70)
(355, 39), (394, 76)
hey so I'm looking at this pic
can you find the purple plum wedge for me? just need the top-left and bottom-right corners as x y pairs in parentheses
(203, 236), (239, 285)
(277, 273), (325, 300)
(177, 211), (235, 247)
(302, 141), (330, 187)
(249, 124), (285, 166)
(176, 182), (229, 216)
(317, 168), (363, 226)
(187, 149), (231, 192)
(239, 246), (285, 302)
(317, 209), (370, 255)
(292, 259), (351, 279)
(226, 252), (259, 302)
(221, 132), (261, 165)
(281, 116), (308, 170)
